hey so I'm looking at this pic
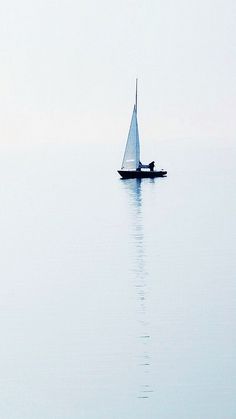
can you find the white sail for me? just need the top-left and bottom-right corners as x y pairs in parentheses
(121, 81), (140, 171)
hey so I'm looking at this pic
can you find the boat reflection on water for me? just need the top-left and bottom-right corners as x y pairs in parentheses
(121, 178), (154, 399)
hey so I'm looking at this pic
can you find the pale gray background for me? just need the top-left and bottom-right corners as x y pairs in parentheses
(0, 0), (235, 145)
(0, 1), (235, 418)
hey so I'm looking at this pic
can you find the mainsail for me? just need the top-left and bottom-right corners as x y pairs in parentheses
(121, 80), (140, 171)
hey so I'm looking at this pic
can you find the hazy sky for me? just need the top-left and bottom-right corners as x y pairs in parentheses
(0, 0), (235, 145)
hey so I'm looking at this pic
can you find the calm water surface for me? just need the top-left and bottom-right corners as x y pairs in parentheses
(0, 139), (235, 418)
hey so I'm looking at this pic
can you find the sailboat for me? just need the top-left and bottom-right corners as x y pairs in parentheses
(118, 80), (167, 179)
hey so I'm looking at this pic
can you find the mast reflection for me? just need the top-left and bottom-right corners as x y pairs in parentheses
(121, 178), (153, 399)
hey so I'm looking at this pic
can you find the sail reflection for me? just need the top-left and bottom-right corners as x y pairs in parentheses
(120, 178), (153, 399)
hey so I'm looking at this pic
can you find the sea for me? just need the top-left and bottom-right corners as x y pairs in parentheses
(0, 137), (235, 419)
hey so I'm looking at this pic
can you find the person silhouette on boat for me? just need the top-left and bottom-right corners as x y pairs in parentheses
(149, 161), (155, 171)
(137, 161), (142, 171)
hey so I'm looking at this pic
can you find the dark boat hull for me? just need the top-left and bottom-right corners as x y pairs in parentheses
(118, 170), (167, 179)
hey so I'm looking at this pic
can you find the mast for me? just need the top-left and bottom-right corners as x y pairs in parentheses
(135, 78), (138, 113)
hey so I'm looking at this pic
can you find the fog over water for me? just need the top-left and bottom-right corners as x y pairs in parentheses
(0, 138), (235, 418)
(0, 0), (235, 416)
